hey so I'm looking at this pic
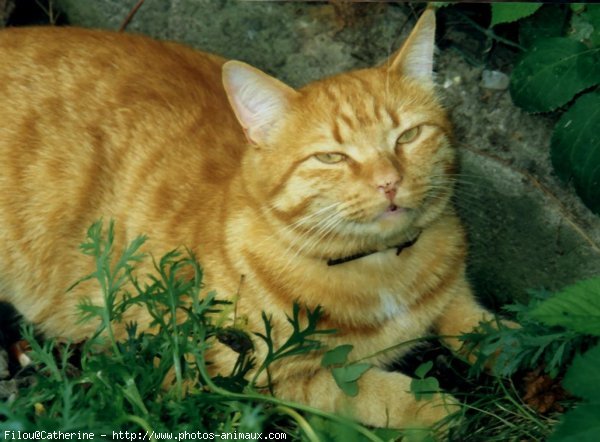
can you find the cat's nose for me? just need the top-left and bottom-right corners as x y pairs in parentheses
(377, 179), (400, 201)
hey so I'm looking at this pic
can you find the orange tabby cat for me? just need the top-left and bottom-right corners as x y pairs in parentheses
(0, 10), (493, 429)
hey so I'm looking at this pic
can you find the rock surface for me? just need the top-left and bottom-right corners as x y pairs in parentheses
(8, 0), (600, 307)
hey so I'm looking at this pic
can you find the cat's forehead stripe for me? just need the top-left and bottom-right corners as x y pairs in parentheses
(339, 111), (356, 131)
(332, 119), (343, 144)
(386, 106), (400, 127)
(321, 75), (402, 139)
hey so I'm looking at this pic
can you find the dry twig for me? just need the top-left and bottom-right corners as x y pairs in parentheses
(119, 0), (146, 32)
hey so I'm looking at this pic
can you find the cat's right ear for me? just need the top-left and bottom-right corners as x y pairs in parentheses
(222, 61), (298, 146)
(386, 8), (436, 86)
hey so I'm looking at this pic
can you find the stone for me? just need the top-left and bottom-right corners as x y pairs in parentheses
(481, 69), (510, 90)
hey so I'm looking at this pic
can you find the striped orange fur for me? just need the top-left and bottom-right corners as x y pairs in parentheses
(0, 10), (492, 429)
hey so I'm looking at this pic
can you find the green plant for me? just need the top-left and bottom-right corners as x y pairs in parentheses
(410, 361), (440, 402)
(253, 302), (335, 394)
(0, 221), (383, 441)
(490, 3), (600, 214)
(321, 345), (371, 397)
(528, 277), (600, 442)
(462, 277), (600, 442)
(5, 220), (598, 441)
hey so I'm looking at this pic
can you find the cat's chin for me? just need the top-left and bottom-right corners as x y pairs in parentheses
(378, 204), (407, 219)
(373, 205), (412, 230)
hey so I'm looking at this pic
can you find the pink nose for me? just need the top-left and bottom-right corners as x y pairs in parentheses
(377, 180), (400, 201)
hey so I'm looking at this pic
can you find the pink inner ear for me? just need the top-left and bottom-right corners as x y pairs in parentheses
(389, 10), (436, 84)
(401, 37), (434, 80)
(222, 60), (298, 145)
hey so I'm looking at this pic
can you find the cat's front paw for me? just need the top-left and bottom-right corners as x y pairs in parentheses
(409, 392), (461, 428)
(395, 393), (461, 441)
(461, 318), (521, 370)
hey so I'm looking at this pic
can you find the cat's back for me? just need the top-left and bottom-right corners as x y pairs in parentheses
(0, 26), (227, 104)
(0, 26), (237, 140)
(0, 25), (243, 210)
(0, 26), (244, 317)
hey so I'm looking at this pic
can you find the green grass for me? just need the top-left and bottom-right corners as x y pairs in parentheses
(0, 221), (593, 441)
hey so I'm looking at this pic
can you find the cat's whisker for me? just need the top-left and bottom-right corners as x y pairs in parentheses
(279, 197), (361, 269)
(425, 187), (483, 207)
(273, 207), (338, 246)
(299, 212), (346, 262)
(422, 189), (489, 215)
(430, 174), (483, 187)
(428, 178), (480, 193)
(430, 179), (480, 188)
(276, 208), (345, 276)
(254, 202), (341, 252)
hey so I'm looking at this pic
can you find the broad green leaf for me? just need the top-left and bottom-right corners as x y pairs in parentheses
(571, 4), (586, 14)
(529, 277), (600, 335)
(510, 38), (600, 112)
(563, 344), (600, 401)
(548, 404), (600, 442)
(331, 368), (358, 397)
(336, 363), (371, 382)
(519, 5), (567, 48)
(334, 379), (358, 397)
(331, 363), (371, 397)
(551, 91), (600, 214)
(570, 12), (595, 43)
(583, 4), (600, 46)
(321, 344), (353, 368)
(414, 361), (433, 379)
(491, 3), (542, 27)
(410, 377), (440, 401)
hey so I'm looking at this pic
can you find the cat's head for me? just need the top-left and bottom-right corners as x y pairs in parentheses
(222, 10), (455, 256)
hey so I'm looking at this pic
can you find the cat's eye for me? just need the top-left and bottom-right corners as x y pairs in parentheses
(396, 126), (421, 145)
(314, 152), (346, 164)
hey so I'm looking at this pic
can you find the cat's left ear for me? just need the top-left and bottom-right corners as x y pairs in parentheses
(222, 61), (299, 146)
(386, 8), (436, 86)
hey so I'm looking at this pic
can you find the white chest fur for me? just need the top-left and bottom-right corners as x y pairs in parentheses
(377, 290), (411, 323)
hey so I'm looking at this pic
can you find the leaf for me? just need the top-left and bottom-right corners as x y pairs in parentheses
(410, 377), (440, 401)
(334, 378), (359, 397)
(529, 277), (600, 335)
(571, 4), (586, 14)
(583, 5), (600, 47)
(414, 361), (433, 379)
(551, 91), (600, 214)
(491, 3), (542, 27)
(519, 5), (567, 48)
(336, 363), (371, 382)
(321, 345), (353, 368)
(510, 38), (600, 112)
(570, 12), (595, 43)
(331, 363), (371, 397)
(563, 344), (600, 401)
(411, 362), (440, 401)
(548, 404), (600, 442)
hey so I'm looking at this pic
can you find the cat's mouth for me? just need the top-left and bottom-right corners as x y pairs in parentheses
(377, 204), (408, 220)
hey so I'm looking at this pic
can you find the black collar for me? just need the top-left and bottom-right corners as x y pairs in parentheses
(326, 231), (421, 266)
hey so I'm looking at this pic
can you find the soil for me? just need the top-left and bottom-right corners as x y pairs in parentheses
(3, 0), (600, 308)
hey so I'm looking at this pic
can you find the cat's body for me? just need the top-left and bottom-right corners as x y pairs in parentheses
(0, 11), (492, 429)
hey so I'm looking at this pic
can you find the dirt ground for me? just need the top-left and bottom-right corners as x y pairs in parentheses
(4, 0), (600, 309)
